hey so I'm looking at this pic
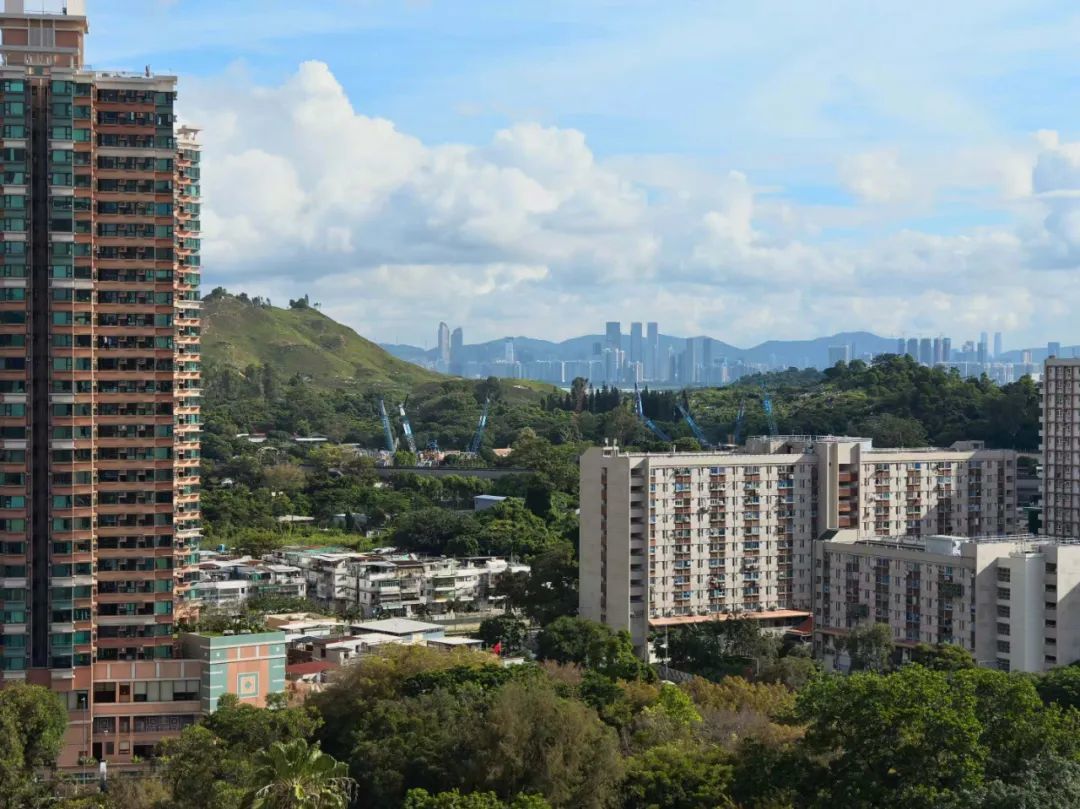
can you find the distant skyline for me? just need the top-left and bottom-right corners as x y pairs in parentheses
(90, 0), (1080, 345)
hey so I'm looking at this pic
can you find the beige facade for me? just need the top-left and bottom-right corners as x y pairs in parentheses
(814, 531), (1080, 673)
(580, 437), (1018, 651)
(1043, 358), (1080, 538)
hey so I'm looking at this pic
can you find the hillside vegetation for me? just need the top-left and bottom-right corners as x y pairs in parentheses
(202, 288), (440, 389)
(201, 290), (559, 452)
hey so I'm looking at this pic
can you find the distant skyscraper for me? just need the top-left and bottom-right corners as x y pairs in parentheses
(919, 337), (932, 366)
(437, 322), (450, 366)
(994, 332), (1003, 359)
(906, 338), (918, 359)
(504, 337), (515, 363)
(630, 322), (643, 368)
(702, 338), (713, 384)
(932, 337), (943, 365)
(827, 345), (851, 366)
(450, 327), (463, 374)
(980, 332), (989, 358)
(605, 322), (621, 377)
(896, 338), (906, 356)
(605, 321), (621, 350)
(977, 339), (988, 365)
(942, 337), (952, 363)
(646, 322), (659, 380)
(1049, 341), (1062, 359)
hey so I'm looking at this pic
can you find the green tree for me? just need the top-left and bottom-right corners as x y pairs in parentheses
(956, 755), (1080, 809)
(0, 683), (67, 768)
(478, 615), (528, 653)
(622, 742), (734, 809)
(391, 508), (480, 556)
(536, 616), (649, 680)
(403, 789), (551, 808)
(841, 623), (894, 672)
(242, 739), (355, 809)
(910, 643), (977, 671)
(1034, 665), (1080, 710)
(497, 541), (578, 625)
(796, 666), (985, 808)
(474, 680), (624, 808)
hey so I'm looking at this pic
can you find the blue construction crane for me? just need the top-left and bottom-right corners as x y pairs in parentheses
(397, 398), (418, 455)
(468, 397), (491, 454)
(761, 383), (779, 436)
(732, 399), (747, 445)
(634, 383), (672, 443)
(676, 391), (711, 448)
(378, 398), (397, 452)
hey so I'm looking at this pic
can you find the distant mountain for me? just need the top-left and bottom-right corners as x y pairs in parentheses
(202, 292), (442, 389)
(381, 330), (900, 369)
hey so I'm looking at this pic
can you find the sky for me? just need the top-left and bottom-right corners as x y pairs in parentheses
(83, 0), (1080, 348)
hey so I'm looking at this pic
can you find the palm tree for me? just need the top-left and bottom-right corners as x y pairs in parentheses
(242, 739), (356, 809)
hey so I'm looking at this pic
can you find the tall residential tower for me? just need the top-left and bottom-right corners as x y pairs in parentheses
(0, 0), (202, 765)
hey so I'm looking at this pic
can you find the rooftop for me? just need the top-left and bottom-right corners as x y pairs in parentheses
(351, 618), (443, 635)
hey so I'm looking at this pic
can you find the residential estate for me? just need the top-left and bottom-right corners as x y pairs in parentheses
(813, 531), (1080, 673)
(579, 435), (1018, 652)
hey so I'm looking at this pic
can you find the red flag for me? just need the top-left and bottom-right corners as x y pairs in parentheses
(492, 641), (502, 656)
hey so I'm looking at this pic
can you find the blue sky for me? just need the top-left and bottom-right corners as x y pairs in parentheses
(80, 0), (1080, 347)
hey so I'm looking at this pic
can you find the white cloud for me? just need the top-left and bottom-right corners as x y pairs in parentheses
(839, 149), (914, 204)
(183, 61), (1078, 347)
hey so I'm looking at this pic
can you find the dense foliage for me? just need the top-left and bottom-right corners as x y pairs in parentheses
(0, 627), (1071, 808)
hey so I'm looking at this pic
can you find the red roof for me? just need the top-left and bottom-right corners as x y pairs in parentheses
(788, 615), (814, 636)
(286, 661), (335, 677)
(649, 609), (811, 628)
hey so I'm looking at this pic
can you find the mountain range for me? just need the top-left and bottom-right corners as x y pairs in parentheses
(382, 331), (901, 370)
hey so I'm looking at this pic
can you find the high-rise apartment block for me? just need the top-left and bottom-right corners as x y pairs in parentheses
(0, 0), (213, 767)
(815, 532), (1080, 672)
(580, 437), (1017, 650)
(1042, 358), (1080, 539)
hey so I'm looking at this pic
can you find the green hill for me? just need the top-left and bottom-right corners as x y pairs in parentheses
(199, 291), (563, 451)
(202, 290), (440, 389)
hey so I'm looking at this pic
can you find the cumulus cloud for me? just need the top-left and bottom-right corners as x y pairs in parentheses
(182, 61), (1071, 346)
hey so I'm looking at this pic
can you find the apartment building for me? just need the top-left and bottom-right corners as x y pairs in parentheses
(188, 556), (307, 607)
(580, 436), (1017, 651)
(1043, 358), (1080, 539)
(351, 555), (527, 618)
(0, 1), (201, 766)
(814, 531), (1080, 673)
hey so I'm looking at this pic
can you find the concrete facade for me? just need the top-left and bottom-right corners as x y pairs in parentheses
(179, 632), (286, 713)
(580, 437), (1018, 651)
(814, 532), (1080, 673)
(1043, 358), (1080, 538)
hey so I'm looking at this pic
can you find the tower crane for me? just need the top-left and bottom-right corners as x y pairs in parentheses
(634, 383), (672, 443)
(761, 382), (778, 437)
(468, 397), (491, 454)
(397, 397), (418, 455)
(676, 391), (711, 449)
(377, 398), (397, 452)
(732, 399), (747, 445)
